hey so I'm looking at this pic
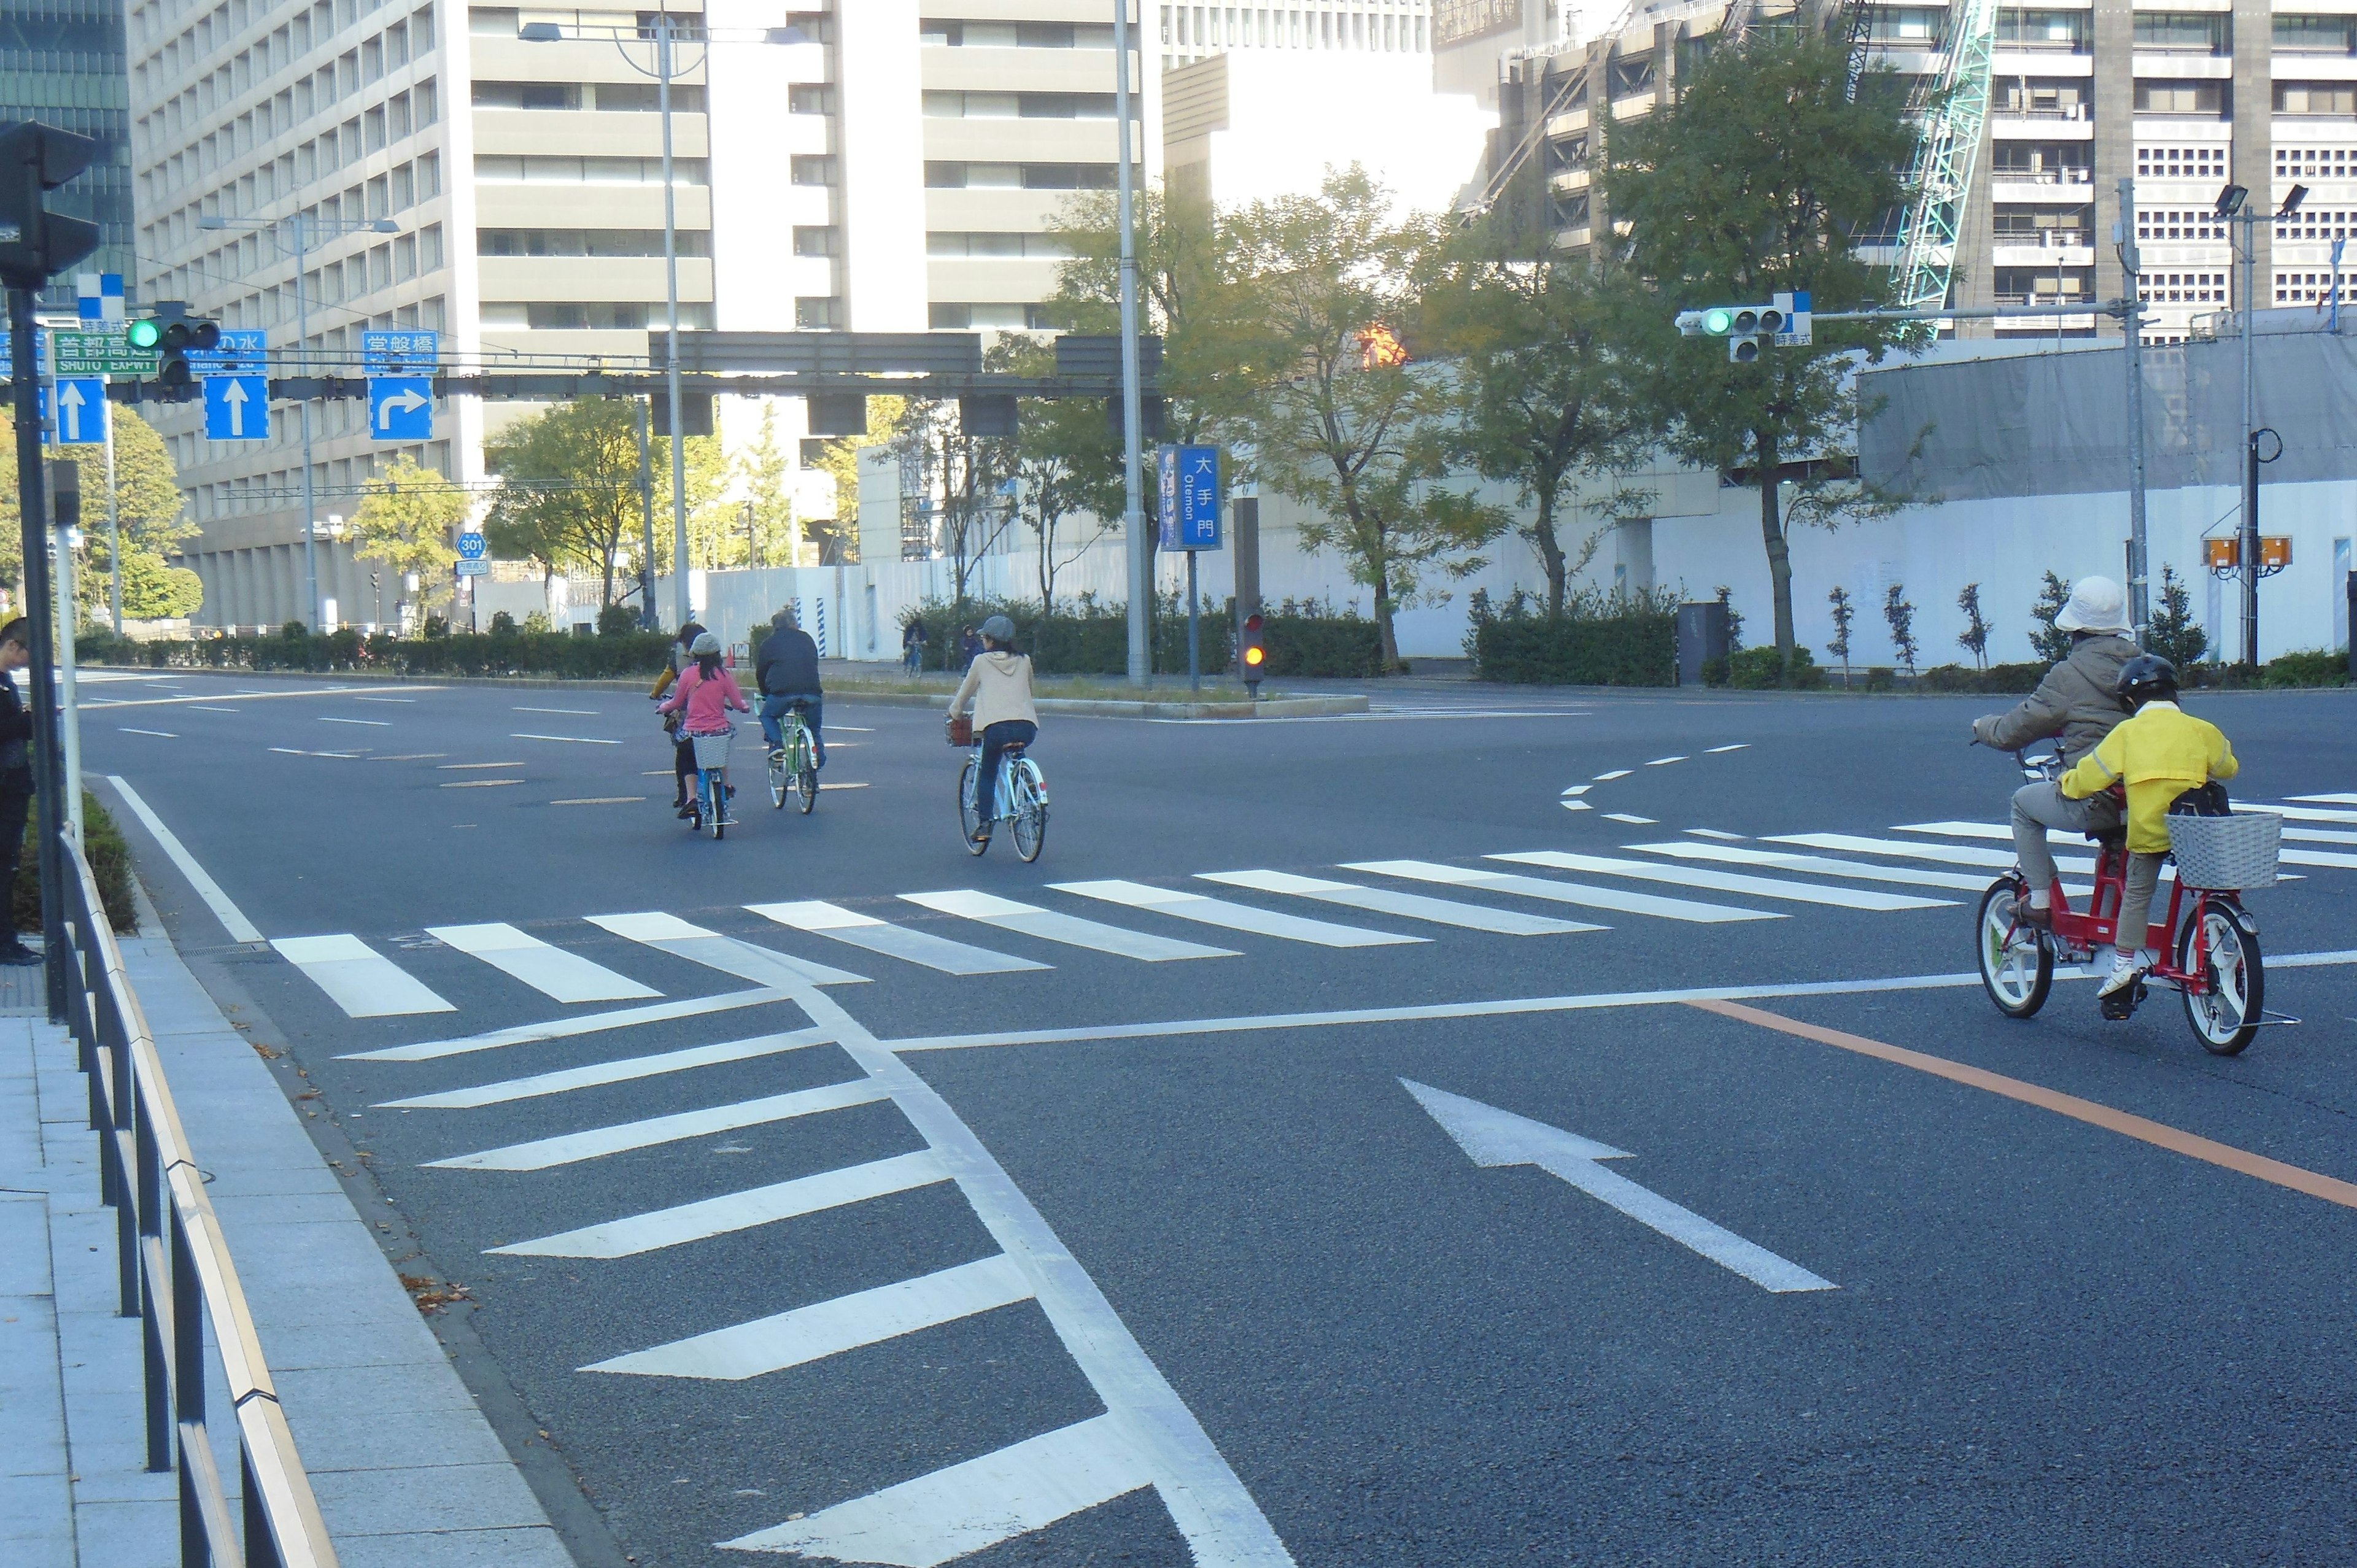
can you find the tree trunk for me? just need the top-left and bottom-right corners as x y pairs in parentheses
(1372, 558), (1400, 671)
(1530, 478), (1566, 617)
(1755, 433), (1795, 672)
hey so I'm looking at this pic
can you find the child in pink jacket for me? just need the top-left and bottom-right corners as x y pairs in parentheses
(658, 631), (750, 815)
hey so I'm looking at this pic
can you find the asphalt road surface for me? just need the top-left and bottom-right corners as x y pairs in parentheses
(79, 668), (2357, 1567)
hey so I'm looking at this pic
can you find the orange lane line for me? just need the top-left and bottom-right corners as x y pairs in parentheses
(1686, 997), (2357, 1213)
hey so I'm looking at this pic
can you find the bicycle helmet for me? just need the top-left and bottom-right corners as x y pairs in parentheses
(690, 631), (721, 657)
(979, 615), (1015, 646)
(2115, 652), (2179, 711)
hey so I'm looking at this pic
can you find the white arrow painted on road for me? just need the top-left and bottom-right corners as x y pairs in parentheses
(376, 385), (428, 430)
(220, 377), (249, 436)
(1401, 1078), (1836, 1294)
(56, 380), (87, 442)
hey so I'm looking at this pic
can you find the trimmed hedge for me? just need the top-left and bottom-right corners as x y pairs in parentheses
(1914, 662), (2046, 693)
(900, 597), (1390, 679)
(77, 628), (676, 680)
(15, 790), (137, 935)
(1711, 645), (1828, 690)
(1465, 587), (1676, 687)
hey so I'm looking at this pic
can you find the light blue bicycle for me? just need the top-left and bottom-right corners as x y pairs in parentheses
(958, 740), (1047, 862)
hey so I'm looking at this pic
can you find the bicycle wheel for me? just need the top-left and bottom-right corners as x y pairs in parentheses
(797, 764), (818, 814)
(2178, 900), (2262, 1055)
(1011, 763), (1047, 862)
(706, 771), (726, 841)
(767, 745), (788, 809)
(1975, 876), (2052, 1019)
(958, 760), (987, 854)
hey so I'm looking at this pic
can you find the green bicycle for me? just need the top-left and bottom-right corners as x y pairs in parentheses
(767, 701), (819, 816)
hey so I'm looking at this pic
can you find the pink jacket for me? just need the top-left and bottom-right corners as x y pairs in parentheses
(659, 664), (749, 735)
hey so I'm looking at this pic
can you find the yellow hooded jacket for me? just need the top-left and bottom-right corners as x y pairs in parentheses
(2059, 700), (2239, 853)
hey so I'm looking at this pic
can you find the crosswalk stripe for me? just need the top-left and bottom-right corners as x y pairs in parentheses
(1898, 817), (2356, 871)
(1771, 832), (2167, 882)
(748, 900), (1048, 975)
(1344, 859), (1776, 924)
(720, 1413), (1155, 1564)
(1049, 878), (1423, 948)
(584, 1253), (1034, 1380)
(899, 889), (1236, 962)
(374, 1028), (832, 1110)
(1625, 840), (2071, 894)
(422, 1078), (888, 1172)
(341, 986), (794, 1063)
(269, 934), (456, 1017)
(490, 1149), (951, 1258)
(586, 910), (867, 987)
(2257, 802), (2357, 825)
(424, 921), (660, 1003)
(2290, 793), (2357, 805)
(1196, 869), (1600, 935)
(1491, 850), (1953, 911)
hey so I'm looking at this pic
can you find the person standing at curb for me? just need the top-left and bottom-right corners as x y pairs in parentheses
(0, 620), (37, 964)
(902, 617), (929, 678)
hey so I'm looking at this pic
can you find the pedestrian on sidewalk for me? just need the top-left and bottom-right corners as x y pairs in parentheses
(901, 617), (929, 677)
(0, 619), (43, 965)
(958, 625), (981, 670)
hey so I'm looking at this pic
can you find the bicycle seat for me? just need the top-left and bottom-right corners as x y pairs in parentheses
(1001, 741), (1028, 757)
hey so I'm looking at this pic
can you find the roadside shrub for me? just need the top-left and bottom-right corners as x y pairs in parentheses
(1864, 665), (1897, 692)
(15, 790), (136, 934)
(1917, 661), (2044, 693)
(1258, 599), (1385, 678)
(75, 629), (676, 679)
(1715, 644), (1826, 690)
(597, 602), (640, 637)
(902, 595), (1240, 678)
(1465, 587), (1675, 686)
(2262, 649), (2349, 688)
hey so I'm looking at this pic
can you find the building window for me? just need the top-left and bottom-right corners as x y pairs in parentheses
(593, 83), (710, 112)
(791, 155), (838, 185)
(2137, 144), (2227, 180)
(2277, 146), (2357, 180)
(789, 83), (837, 114)
(2134, 209), (2229, 243)
(2132, 12), (2229, 53)
(2274, 82), (2357, 116)
(481, 301), (717, 330)
(1991, 143), (2092, 183)
(795, 296), (841, 328)
(1995, 205), (2093, 245)
(2275, 209), (2356, 244)
(473, 80), (581, 109)
(2277, 268), (2353, 304)
(780, 12), (835, 44)
(2274, 15), (2357, 55)
(2136, 271), (2227, 306)
(1996, 78), (2088, 119)
(474, 155), (712, 184)
(1995, 267), (2094, 306)
(792, 225), (839, 256)
(2131, 81), (2225, 116)
(478, 228), (712, 257)
(1995, 9), (2088, 50)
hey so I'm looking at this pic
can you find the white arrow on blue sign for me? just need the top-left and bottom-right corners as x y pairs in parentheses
(203, 375), (271, 441)
(456, 531), (487, 560)
(370, 376), (434, 441)
(52, 377), (106, 445)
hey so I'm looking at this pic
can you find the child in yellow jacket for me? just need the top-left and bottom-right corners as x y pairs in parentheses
(2059, 655), (2238, 1001)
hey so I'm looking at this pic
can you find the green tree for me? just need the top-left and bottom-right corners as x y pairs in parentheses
(808, 395), (908, 565)
(351, 456), (468, 617)
(1223, 168), (1507, 666)
(2027, 570), (2072, 662)
(1956, 581), (1992, 669)
(1, 407), (198, 619)
(483, 399), (643, 604)
(735, 403), (799, 568)
(1884, 581), (1920, 674)
(1827, 584), (1855, 685)
(1423, 216), (1648, 616)
(114, 551), (204, 619)
(1601, 25), (1918, 672)
(2147, 563), (2208, 668)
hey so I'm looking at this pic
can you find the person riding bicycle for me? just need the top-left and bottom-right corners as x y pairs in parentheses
(755, 605), (826, 768)
(2060, 654), (2239, 1004)
(650, 619), (708, 817)
(948, 614), (1037, 849)
(1970, 576), (2139, 930)
(657, 631), (750, 821)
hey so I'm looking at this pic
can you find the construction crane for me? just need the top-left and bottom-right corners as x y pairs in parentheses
(1889, 0), (2000, 312)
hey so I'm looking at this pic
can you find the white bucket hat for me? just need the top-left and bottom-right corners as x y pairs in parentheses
(2053, 575), (2132, 636)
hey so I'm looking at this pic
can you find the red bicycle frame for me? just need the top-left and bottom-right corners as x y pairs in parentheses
(2042, 841), (2224, 998)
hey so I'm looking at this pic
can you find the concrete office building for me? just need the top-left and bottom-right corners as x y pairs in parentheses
(126, 0), (1159, 628)
(1471, 0), (2357, 346)
(5, 0), (137, 301)
(1156, 1), (1435, 72)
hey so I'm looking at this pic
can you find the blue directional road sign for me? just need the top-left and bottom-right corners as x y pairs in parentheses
(52, 377), (106, 445)
(203, 375), (271, 441)
(369, 376), (434, 441)
(1156, 444), (1222, 551)
(362, 329), (437, 375)
(188, 328), (267, 375)
(456, 531), (487, 561)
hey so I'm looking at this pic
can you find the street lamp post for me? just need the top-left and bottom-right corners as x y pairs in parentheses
(1113, 0), (1149, 686)
(201, 210), (399, 631)
(2116, 177), (2151, 643)
(2214, 180), (2306, 667)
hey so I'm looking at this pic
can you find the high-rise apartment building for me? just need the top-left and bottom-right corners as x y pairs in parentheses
(4, 0), (137, 299)
(1156, 1), (1434, 72)
(1479, 0), (2356, 345)
(126, 0), (1158, 627)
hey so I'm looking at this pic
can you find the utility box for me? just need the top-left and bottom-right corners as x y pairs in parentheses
(1676, 600), (1730, 686)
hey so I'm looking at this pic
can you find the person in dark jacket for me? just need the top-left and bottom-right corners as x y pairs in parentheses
(755, 606), (825, 766)
(958, 625), (981, 669)
(0, 619), (42, 964)
(1970, 576), (2139, 927)
(901, 618), (928, 677)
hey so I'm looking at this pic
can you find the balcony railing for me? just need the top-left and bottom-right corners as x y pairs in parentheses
(1991, 166), (2094, 185)
(1997, 229), (2093, 247)
(1995, 104), (2089, 120)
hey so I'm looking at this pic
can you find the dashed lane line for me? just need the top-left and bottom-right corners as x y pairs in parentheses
(513, 732), (622, 746)
(118, 727), (176, 738)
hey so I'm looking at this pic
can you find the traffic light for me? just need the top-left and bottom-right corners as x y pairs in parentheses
(1676, 303), (1788, 362)
(130, 302), (220, 389)
(0, 122), (101, 288)
(1239, 610), (1266, 698)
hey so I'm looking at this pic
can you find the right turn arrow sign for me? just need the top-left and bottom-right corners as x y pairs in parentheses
(1401, 1078), (1836, 1294)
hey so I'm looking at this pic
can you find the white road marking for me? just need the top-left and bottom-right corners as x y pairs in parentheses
(748, 900), (1048, 975)
(1772, 831), (2066, 871)
(587, 911), (867, 987)
(1344, 859), (1775, 924)
(900, 889), (1235, 962)
(352, 697), (416, 703)
(489, 1149), (949, 1258)
(1197, 870), (1599, 935)
(320, 716), (390, 727)
(377, 1028), (832, 1110)
(343, 986), (796, 1062)
(425, 921), (661, 1003)
(2290, 793), (2357, 805)
(1706, 744), (1749, 753)
(441, 761), (524, 769)
(551, 797), (644, 806)
(269, 747), (363, 759)
(1560, 800), (1592, 813)
(1403, 1079), (1835, 1294)
(586, 1254), (1034, 1380)
(513, 732), (622, 746)
(1602, 812), (1655, 825)
(440, 779), (521, 789)
(721, 1414), (1156, 1565)
(1897, 817), (2352, 871)
(516, 706), (598, 715)
(1593, 768), (1631, 780)
(118, 727), (177, 738)
(1051, 879), (1422, 948)
(2253, 802), (2357, 825)
(271, 934), (456, 1017)
(1646, 755), (1686, 766)
(1627, 840), (2070, 894)
(424, 1077), (888, 1171)
(1492, 850), (1953, 911)
(187, 706), (241, 713)
(81, 684), (442, 710)
(1686, 827), (1745, 840)
(890, 949), (2357, 1054)
(102, 776), (264, 943)
(1561, 784), (1591, 796)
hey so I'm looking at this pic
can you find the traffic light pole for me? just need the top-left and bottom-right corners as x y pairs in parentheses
(293, 210), (320, 631)
(9, 285), (69, 1018)
(657, 12), (691, 633)
(1114, 0), (1150, 687)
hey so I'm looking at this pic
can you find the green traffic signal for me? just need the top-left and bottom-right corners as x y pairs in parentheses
(126, 317), (161, 349)
(1702, 307), (1734, 335)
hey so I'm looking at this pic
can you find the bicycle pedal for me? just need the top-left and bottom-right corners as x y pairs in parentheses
(2098, 976), (2147, 1021)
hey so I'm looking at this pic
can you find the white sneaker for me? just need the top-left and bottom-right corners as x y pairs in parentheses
(2097, 952), (2150, 998)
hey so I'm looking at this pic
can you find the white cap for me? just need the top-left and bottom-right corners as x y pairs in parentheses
(2053, 575), (2132, 636)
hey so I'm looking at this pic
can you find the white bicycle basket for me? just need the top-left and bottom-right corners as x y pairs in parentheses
(2167, 810), (2280, 890)
(689, 732), (733, 770)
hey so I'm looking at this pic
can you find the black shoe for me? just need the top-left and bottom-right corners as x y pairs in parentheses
(676, 804), (695, 820)
(0, 940), (41, 966)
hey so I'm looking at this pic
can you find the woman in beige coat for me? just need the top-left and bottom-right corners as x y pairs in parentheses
(948, 614), (1039, 846)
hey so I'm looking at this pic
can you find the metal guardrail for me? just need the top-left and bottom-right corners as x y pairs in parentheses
(59, 843), (339, 1568)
